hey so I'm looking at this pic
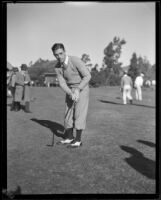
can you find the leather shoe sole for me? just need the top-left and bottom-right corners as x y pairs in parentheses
(56, 139), (74, 145)
(67, 142), (82, 148)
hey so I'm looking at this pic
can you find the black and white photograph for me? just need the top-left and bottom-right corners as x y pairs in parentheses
(3, 1), (158, 197)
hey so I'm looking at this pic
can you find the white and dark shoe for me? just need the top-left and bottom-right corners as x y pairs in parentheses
(57, 138), (74, 145)
(67, 140), (82, 148)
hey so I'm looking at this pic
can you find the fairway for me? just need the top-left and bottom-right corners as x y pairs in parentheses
(7, 86), (156, 194)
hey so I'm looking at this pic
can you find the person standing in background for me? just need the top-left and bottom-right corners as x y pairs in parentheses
(10, 67), (19, 111)
(14, 64), (32, 113)
(120, 70), (133, 105)
(134, 73), (144, 101)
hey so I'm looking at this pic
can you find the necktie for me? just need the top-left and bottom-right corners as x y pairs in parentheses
(62, 63), (68, 70)
(23, 74), (26, 81)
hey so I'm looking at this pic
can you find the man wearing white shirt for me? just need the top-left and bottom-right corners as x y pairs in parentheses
(120, 70), (133, 105)
(134, 73), (144, 101)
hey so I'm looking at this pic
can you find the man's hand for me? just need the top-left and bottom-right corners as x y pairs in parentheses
(24, 81), (30, 85)
(69, 90), (76, 101)
(71, 88), (80, 102)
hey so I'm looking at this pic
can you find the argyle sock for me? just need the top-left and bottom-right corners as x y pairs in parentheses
(66, 128), (74, 139)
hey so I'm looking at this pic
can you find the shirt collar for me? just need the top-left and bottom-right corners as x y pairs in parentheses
(61, 55), (68, 69)
(64, 55), (69, 65)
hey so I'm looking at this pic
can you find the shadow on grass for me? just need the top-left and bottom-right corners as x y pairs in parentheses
(120, 145), (155, 180)
(99, 99), (123, 106)
(31, 118), (66, 146)
(137, 140), (155, 148)
(99, 99), (155, 109)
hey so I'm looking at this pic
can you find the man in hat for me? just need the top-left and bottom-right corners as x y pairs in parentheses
(9, 67), (19, 111)
(14, 64), (32, 112)
(120, 70), (133, 105)
(51, 43), (91, 148)
(134, 73), (144, 101)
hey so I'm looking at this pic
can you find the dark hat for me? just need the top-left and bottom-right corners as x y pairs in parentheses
(20, 64), (28, 71)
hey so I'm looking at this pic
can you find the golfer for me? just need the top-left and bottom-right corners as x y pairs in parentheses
(134, 73), (144, 101)
(120, 70), (133, 105)
(51, 43), (91, 148)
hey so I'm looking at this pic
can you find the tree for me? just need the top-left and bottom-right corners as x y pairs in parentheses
(137, 56), (151, 76)
(81, 54), (91, 64)
(146, 63), (155, 80)
(137, 56), (144, 74)
(128, 53), (139, 82)
(90, 68), (106, 87)
(28, 59), (57, 81)
(81, 53), (92, 72)
(93, 63), (100, 71)
(103, 36), (126, 85)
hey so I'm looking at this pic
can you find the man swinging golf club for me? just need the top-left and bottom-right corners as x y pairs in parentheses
(51, 43), (91, 148)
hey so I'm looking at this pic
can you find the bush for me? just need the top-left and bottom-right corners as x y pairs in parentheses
(89, 69), (121, 87)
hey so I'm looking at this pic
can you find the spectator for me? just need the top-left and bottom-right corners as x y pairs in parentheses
(120, 70), (133, 105)
(134, 73), (144, 101)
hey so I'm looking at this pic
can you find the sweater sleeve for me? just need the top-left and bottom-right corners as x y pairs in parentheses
(55, 68), (72, 96)
(73, 58), (91, 90)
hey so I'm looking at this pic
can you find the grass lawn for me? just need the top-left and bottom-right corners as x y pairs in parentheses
(7, 86), (156, 194)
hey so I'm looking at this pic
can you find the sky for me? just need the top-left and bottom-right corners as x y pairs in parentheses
(7, 2), (155, 68)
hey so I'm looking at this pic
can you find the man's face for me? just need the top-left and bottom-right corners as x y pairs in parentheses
(53, 48), (66, 64)
(21, 70), (26, 74)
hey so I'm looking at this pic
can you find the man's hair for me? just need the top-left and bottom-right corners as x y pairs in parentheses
(21, 64), (28, 71)
(51, 43), (65, 52)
